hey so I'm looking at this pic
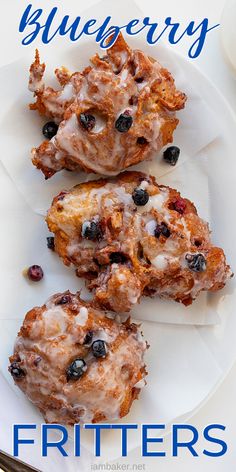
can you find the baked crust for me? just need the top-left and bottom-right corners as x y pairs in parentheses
(46, 171), (232, 313)
(29, 34), (186, 178)
(9, 291), (147, 424)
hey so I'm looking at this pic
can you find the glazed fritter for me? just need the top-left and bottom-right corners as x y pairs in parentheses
(9, 291), (147, 424)
(29, 33), (186, 178)
(46, 171), (232, 313)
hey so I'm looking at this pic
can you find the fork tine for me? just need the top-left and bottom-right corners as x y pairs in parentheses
(0, 450), (40, 471)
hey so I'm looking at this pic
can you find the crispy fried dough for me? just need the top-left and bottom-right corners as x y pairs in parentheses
(9, 291), (147, 424)
(29, 34), (186, 178)
(46, 171), (232, 313)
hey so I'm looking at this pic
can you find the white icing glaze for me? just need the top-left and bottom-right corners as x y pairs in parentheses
(151, 254), (168, 270)
(134, 378), (146, 389)
(145, 219), (157, 235)
(32, 148), (56, 170)
(120, 50), (129, 67)
(29, 78), (44, 93)
(137, 189), (168, 215)
(56, 114), (79, 158)
(77, 79), (90, 102)
(60, 183), (133, 220)
(92, 113), (107, 133)
(67, 239), (95, 256)
(114, 186), (133, 205)
(151, 117), (162, 151)
(111, 264), (141, 305)
(138, 180), (149, 190)
(42, 306), (68, 337)
(180, 218), (191, 242)
(57, 83), (75, 102)
(75, 307), (88, 326)
(137, 80), (148, 91)
(119, 68), (129, 86)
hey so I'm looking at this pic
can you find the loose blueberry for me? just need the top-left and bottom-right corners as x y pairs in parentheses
(110, 252), (128, 264)
(163, 146), (180, 166)
(9, 362), (25, 379)
(137, 136), (148, 145)
(42, 122), (58, 140)
(56, 294), (71, 305)
(83, 331), (93, 345)
(154, 223), (171, 239)
(79, 113), (96, 131)
(67, 358), (87, 381)
(92, 340), (107, 358)
(132, 188), (149, 206)
(185, 253), (206, 272)
(47, 237), (55, 251)
(81, 220), (103, 241)
(27, 265), (44, 282)
(115, 113), (133, 133)
(171, 198), (186, 214)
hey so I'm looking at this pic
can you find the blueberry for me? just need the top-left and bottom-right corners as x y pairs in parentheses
(160, 224), (171, 238)
(129, 95), (138, 106)
(163, 146), (180, 166)
(56, 294), (71, 305)
(27, 265), (44, 282)
(9, 362), (25, 379)
(34, 356), (42, 366)
(67, 358), (87, 381)
(194, 240), (202, 248)
(137, 137), (148, 145)
(185, 253), (206, 272)
(83, 331), (93, 345)
(81, 220), (103, 241)
(115, 113), (133, 133)
(47, 237), (55, 251)
(79, 113), (96, 131)
(109, 252), (128, 264)
(154, 223), (171, 239)
(135, 77), (144, 83)
(132, 188), (149, 206)
(42, 122), (58, 140)
(57, 191), (67, 202)
(171, 198), (186, 214)
(92, 340), (107, 358)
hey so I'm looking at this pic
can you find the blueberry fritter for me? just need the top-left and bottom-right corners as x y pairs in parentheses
(46, 171), (232, 313)
(9, 292), (147, 424)
(29, 33), (186, 178)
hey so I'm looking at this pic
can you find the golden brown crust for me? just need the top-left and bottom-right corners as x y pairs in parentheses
(46, 171), (232, 313)
(29, 33), (186, 178)
(9, 292), (147, 425)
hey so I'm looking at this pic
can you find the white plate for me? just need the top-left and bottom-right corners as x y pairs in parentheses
(0, 35), (236, 470)
(0, 37), (229, 327)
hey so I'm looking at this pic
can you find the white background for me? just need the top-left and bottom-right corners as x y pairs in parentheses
(0, 0), (236, 470)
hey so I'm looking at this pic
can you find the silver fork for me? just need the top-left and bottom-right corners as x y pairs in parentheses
(0, 450), (40, 471)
